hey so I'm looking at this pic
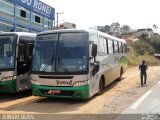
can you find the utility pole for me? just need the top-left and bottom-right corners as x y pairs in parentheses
(56, 12), (64, 27)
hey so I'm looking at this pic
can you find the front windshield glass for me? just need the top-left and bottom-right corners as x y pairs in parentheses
(0, 35), (17, 70)
(32, 32), (88, 73)
(32, 34), (58, 72)
(57, 33), (88, 72)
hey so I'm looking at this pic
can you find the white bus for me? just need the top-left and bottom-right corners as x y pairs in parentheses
(0, 32), (36, 93)
(31, 29), (127, 99)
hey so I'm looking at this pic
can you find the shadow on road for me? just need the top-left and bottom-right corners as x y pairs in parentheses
(103, 77), (126, 92)
(0, 90), (32, 103)
(4, 77), (125, 114)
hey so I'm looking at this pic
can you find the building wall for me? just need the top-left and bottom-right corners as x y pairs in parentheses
(0, 0), (55, 33)
(56, 22), (76, 29)
(135, 28), (153, 37)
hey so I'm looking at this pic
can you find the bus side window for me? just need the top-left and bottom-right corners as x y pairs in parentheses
(119, 42), (123, 53)
(122, 43), (127, 53)
(108, 39), (114, 54)
(106, 39), (109, 54)
(112, 40), (115, 54)
(117, 42), (119, 53)
(124, 44), (127, 53)
(114, 41), (119, 53)
(99, 37), (107, 56)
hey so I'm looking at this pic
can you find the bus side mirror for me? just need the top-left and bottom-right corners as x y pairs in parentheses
(92, 44), (97, 57)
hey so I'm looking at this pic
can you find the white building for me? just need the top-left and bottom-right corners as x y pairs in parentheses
(58, 22), (76, 29)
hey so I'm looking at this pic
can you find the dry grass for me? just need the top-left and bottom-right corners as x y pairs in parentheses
(128, 47), (160, 67)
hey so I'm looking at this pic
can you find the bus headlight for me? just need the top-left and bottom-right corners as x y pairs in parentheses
(73, 80), (88, 86)
(1, 76), (16, 82)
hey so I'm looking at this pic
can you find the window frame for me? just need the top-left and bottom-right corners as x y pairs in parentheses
(108, 39), (114, 54)
(32, 13), (43, 24)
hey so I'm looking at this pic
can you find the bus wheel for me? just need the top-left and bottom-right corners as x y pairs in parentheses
(118, 67), (123, 81)
(98, 78), (105, 95)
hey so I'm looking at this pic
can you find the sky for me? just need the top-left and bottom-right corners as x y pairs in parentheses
(41, 0), (160, 31)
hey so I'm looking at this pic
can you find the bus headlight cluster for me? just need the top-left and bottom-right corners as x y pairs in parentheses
(73, 80), (88, 86)
(1, 76), (16, 82)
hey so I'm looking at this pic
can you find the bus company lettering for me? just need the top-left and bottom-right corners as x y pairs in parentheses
(33, 0), (51, 15)
(56, 80), (72, 85)
(21, 0), (32, 5)
(21, 0), (51, 15)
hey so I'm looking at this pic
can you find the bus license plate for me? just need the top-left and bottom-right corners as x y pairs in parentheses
(48, 90), (60, 94)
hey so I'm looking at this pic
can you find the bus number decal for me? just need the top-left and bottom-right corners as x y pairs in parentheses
(56, 80), (72, 85)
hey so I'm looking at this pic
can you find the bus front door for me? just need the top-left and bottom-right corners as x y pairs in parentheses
(16, 42), (34, 92)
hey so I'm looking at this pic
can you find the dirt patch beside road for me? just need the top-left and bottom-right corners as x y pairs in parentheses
(101, 66), (160, 114)
(69, 66), (160, 114)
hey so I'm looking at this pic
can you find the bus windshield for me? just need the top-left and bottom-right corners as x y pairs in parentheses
(0, 35), (17, 70)
(32, 32), (89, 73)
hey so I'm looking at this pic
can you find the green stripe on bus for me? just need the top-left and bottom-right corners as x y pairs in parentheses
(32, 84), (90, 99)
(0, 79), (17, 93)
(119, 56), (127, 65)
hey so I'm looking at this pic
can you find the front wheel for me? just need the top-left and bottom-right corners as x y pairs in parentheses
(97, 78), (105, 95)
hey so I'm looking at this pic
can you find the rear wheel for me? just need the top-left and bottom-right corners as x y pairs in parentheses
(97, 78), (105, 95)
(118, 67), (123, 81)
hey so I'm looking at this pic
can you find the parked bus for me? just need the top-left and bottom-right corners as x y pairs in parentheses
(31, 29), (127, 99)
(0, 32), (36, 93)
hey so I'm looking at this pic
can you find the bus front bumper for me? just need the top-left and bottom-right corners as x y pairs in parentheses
(32, 84), (90, 99)
(0, 79), (17, 93)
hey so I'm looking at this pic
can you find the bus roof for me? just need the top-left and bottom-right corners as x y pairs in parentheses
(37, 29), (91, 35)
(0, 32), (36, 38)
(37, 29), (126, 43)
(97, 30), (126, 43)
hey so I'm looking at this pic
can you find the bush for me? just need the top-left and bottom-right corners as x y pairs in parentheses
(128, 34), (160, 66)
(128, 47), (160, 66)
(131, 40), (154, 55)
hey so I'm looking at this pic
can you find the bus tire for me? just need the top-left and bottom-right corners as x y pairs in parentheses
(118, 67), (123, 81)
(97, 77), (105, 95)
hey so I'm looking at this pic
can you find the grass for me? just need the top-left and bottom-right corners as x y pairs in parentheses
(128, 47), (160, 67)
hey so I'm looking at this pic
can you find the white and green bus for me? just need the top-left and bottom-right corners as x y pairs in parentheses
(0, 32), (36, 93)
(31, 29), (127, 99)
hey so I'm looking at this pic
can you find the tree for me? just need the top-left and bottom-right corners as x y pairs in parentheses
(130, 33), (160, 56)
(131, 33), (154, 55)
(138, 33), (150, 43)
(150, 35), (160, 53)
(120, 25), (131, 33)
(131, 40), (154, 55)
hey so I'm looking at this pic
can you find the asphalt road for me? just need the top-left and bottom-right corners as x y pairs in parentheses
(115, 81), (160, 120)
(123, 81), (160, 114)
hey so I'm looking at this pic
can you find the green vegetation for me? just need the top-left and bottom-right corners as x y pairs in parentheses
(128, 47), (160, 66)
(128, 33), (160, 66)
